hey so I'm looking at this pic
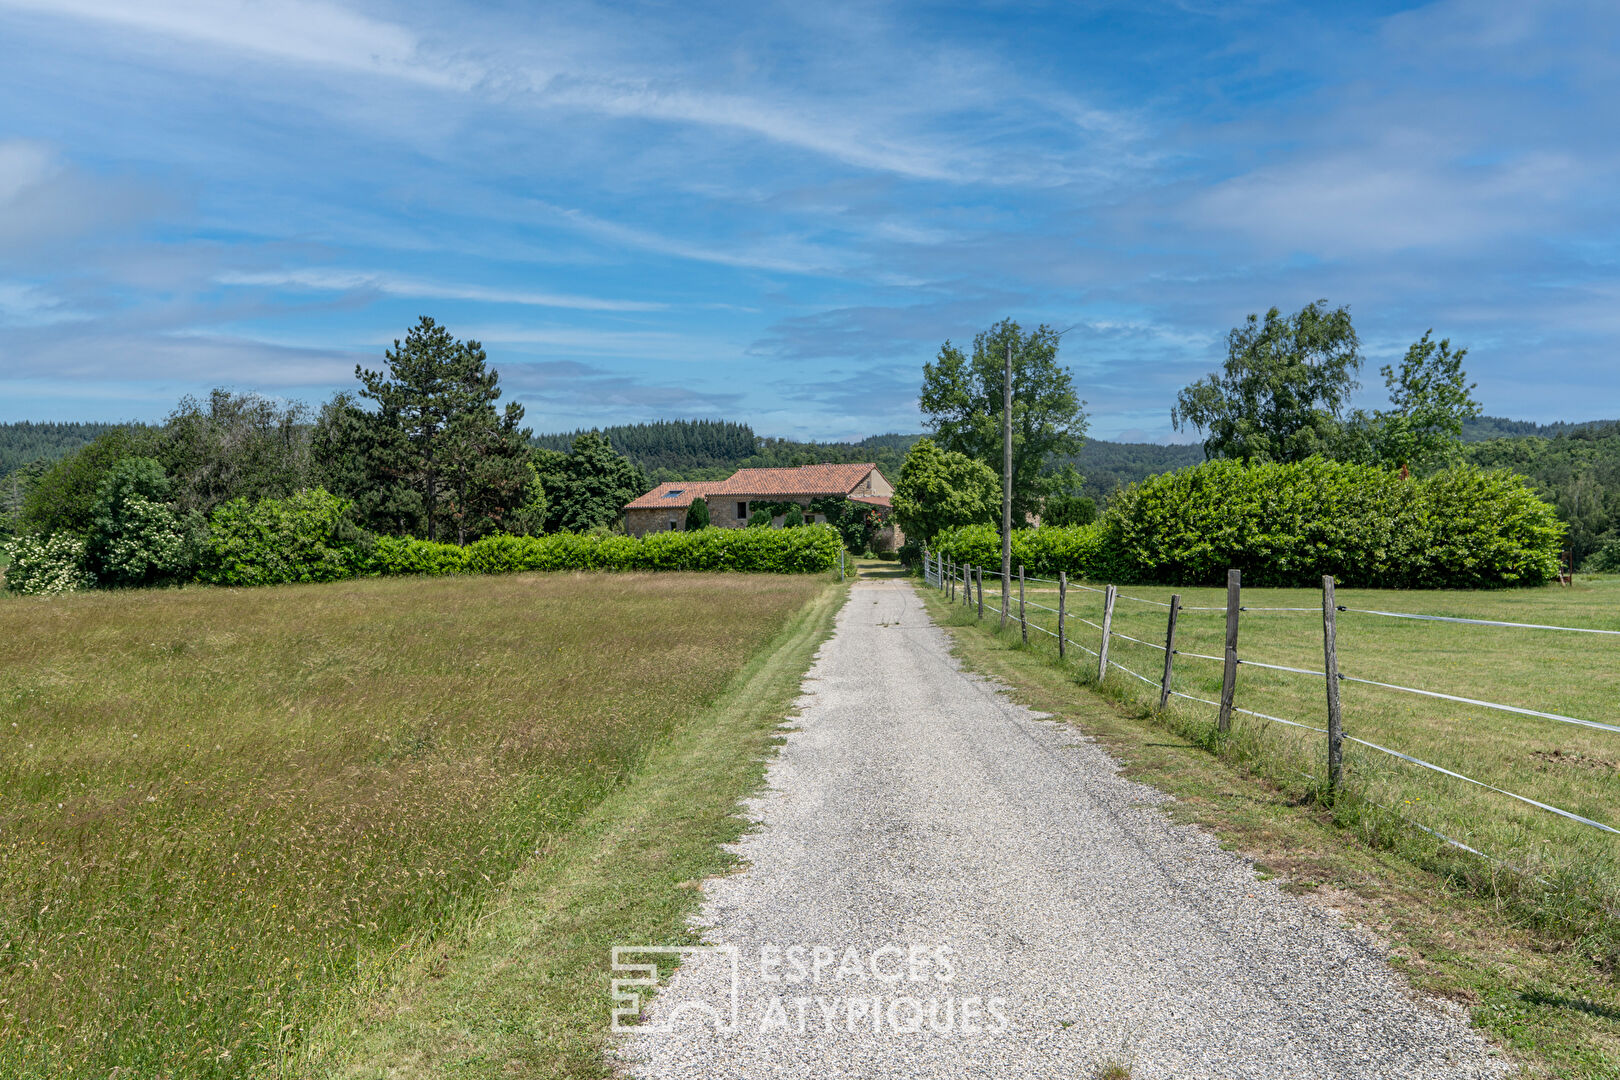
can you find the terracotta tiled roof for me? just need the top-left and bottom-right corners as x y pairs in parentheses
(710, 463), (877, 497)
(623, 481), (724, 510)
(848, 494), (891, 509)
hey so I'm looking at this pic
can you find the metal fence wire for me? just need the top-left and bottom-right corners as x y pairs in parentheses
(916, 548), (1620, 868)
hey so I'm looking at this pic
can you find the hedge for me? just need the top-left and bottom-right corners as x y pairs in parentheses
(365, 524), (844, 578)
(928, 460), (1564, 589)
(927, 522), (1112, 581)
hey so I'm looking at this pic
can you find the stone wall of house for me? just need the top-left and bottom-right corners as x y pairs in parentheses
(702, 494), (828, 530)
(871, 520), (904, 553)
(849, 470), (893, 498)
(626, 506), (688, 537)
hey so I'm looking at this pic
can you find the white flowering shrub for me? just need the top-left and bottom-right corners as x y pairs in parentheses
(91, 496), (198, 588)
(2, 533), (93, 595)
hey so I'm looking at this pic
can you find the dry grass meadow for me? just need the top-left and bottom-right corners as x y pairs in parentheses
(0, 571), (828, 1078)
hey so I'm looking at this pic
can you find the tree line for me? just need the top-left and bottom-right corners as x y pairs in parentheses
(889, 303), (1594, 567)
(2, 318), (652, 590)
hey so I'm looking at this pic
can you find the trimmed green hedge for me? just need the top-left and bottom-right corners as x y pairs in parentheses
(366, 524), (844, 578)
(927, 522), (1112, 581)
(929, 460), (1564, 589)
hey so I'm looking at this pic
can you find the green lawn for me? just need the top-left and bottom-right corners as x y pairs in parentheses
(0, 571), (837, 1079)
(935, 571), (1620, 944)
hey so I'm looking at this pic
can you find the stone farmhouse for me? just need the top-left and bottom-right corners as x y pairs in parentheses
(623, 462), (903, 551)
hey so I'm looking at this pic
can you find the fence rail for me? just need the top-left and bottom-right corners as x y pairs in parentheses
(916, 549), (1620, 862)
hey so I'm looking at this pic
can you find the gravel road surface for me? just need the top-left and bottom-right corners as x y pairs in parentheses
(618, 578), (1511, 1079)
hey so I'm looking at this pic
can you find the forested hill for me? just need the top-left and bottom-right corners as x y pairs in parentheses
(1462, 415), (1618, 441)
(529, 418), (1204, 501)
(1465, 421), (1620, 564)
(531, 419), (757, 474)
(0, 422), (129, 474)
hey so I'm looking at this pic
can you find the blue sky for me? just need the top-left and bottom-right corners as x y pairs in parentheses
(1, 0), (1616, 442)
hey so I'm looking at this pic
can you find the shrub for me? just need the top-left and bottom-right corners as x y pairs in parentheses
(928, 461), (1564, 589)
(781, 504), (804, 528)
(1099, 458), (1561, 588)
(929, 522), (1112, 581)
(1585, 537), (1620, 573)
(84, 458), (199, 588)
(2, 533), (93, 595)
(684, 498), (710, 530)
(748, 507), (773, 528)
(451, 523), (843, 575)
(201, 488), (363, 586)
(1042, 492), (1097, 527)
(365, 535), (467, 575)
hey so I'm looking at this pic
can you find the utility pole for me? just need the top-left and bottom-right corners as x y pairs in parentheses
(1001, 338), (1013, 625)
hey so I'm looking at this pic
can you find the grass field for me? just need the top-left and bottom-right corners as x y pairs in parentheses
(932, 570), (1620, 949)
(0, 571), (833, 1078)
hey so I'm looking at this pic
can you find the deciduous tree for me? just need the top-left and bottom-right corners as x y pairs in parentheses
(1173, 301), (1362, 463)
(1371, 330), (1482, 474)
(891, 437), (1002, 544)
(919, 319), (1087, 525)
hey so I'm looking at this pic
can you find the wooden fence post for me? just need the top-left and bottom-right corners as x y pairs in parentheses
(1097, 584), (1116, 682)
(976, 566), (983, 619)
(1018, 565), (1028, 644)
(964, 563), (971, 607)
(1218, 569), (1241, 733)
(1322, 575), (1344, 795)
(1159, 593), (1181, 710)
(1057, 572), (1067, 660)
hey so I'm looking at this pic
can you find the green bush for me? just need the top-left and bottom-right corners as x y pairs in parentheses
(928, 460), (1563, 589)
(84, 458), (199, 588)
(748, 507), (773, 528)
(2, 533), (93, 595)
(781, 504), (804, 528)
(929, 522), (1111, 580)
(366, 535), (468, 576)
(683, 498), (710, 530)
(201, 488), (363, 586)
(1585, 537), (1620, 573)
(452, 523), (843, 575)
(1100, 459), (1560, 588)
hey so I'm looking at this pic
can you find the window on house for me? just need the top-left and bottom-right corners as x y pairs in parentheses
(737, 501), (748, 519)
(664, 489), (684, 498)
(669, 520), (679, 530)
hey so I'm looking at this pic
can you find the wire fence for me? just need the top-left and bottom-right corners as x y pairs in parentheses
(920, 549), (1620, 877)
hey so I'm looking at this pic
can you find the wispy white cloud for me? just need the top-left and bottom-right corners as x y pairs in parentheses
(0, 139), (167, 255)
(0, 0), (468, 86)
(0, 0), (1137, 187)
(525, 202), (837, 275)
(1187, 142), (1587, 255)
(217, 268), (667, 312)
(0, 281), (88, 327)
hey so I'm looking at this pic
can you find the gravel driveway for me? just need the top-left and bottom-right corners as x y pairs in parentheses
(617, 579), (1511, 1079)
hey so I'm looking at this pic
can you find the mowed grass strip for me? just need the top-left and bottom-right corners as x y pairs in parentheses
(0, 571), (829, 1079)
(920, 582), (1620, 1078)
(295, 575), (846, 1079)
(965, 574), (1620, 934)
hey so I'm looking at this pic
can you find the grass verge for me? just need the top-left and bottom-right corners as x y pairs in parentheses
(292, 578), (847, 1078)
(0, 572), (835, 1078)
(919, 580), (1620, 1079)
